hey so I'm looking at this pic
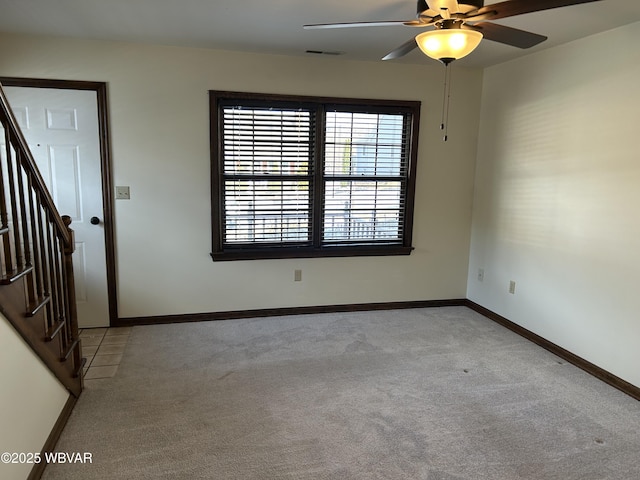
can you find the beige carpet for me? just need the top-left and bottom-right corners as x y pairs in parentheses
(43, 307), (640, 479)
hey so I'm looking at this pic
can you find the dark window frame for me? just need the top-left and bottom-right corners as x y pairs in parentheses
(210, 91), (421, 261)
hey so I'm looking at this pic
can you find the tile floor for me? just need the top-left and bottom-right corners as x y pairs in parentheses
(79, 327), (132, 380)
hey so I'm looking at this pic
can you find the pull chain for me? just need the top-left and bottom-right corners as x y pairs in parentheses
(440, 62), (452, 142)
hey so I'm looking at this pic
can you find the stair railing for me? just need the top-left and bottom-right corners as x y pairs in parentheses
(0, 82), (82, 397)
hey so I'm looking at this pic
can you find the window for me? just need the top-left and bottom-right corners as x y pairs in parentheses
(210, 91), (420, 261)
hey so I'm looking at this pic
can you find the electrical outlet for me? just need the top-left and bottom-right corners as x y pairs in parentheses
(509, 280), (516, 294)
(115, 186), (130, 200)
(294, 269), (302, 282)
(477, 268), (484, 282)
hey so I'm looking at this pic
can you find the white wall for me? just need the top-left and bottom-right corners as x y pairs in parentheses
(0, 314), (70, 480)
(0, 32), (482, 318)
(467, 22), (640, 388)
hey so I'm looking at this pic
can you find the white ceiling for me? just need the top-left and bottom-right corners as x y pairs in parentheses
(0, 0), (639, 68)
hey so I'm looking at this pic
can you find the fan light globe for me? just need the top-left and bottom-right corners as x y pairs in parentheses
(416, 28), (483, 64)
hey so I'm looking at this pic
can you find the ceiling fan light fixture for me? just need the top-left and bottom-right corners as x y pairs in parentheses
(416, 27), (483, 64)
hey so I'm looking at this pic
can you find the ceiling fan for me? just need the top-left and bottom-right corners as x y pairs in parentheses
(304, 0), (602, 64)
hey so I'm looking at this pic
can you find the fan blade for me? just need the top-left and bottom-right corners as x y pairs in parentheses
(470, 0), (602, 22)
(405, 20), (437, 27)
(465, 22), (547, 48)
(464, 10), (498, 22)
(304, 20), (413, 29)
(382, 37), (419, 60)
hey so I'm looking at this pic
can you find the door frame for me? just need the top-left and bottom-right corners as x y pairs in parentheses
(0, 76), (118, 327)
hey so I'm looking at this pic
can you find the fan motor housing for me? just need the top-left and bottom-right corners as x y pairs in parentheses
(420, 0), (485, 17)
(454, 1), (485, 13)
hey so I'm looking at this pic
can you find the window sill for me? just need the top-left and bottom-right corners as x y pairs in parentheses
(210, 245), (414, 261)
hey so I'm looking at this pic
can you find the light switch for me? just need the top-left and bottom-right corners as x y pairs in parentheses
(115, 186), (130, 200)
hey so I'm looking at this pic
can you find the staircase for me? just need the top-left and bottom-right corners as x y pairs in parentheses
(0, 82), (83, 397)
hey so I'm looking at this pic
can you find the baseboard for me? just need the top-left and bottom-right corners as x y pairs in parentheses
(465, 300), (640, 402)
(28, 394), (78, 480)
(114, 299), (467, 326)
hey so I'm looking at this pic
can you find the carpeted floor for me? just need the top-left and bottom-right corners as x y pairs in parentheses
(42, 307), (640, 479)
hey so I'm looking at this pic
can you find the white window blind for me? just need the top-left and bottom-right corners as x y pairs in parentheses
(221, 106), (313, 245)
(323, 111), (408, 244)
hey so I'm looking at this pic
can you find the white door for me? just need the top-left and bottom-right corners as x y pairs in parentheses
(5, 86), (110, 328)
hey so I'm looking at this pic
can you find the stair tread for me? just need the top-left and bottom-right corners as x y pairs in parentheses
(0, 265), (34, 285)
(26, 295), (51, 317)
(62, 338), (80, 361)
(45, 320), (66, 342)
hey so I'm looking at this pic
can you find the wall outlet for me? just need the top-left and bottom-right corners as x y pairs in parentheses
(294, 269), (302, 282)
(477, 268), (484, 282)
(509, 280), (516, 294)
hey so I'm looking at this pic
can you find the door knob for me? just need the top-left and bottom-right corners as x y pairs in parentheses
(90, 216), (101, 225)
